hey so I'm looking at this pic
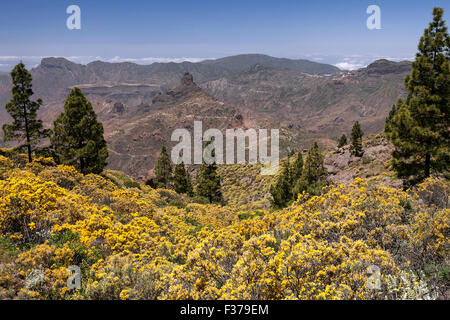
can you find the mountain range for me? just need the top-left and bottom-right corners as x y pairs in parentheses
(0, 54), (411, 179)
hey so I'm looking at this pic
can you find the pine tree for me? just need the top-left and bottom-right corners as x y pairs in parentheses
(154, 145), (173, 188)
(194, 140), (222, 203)
(337, 134), (348, 148)
(302, 142), (327, 184)
(270, 160), (292, 208)
(293, 142), (327, 197)
(350, 121), (364, 157)
(290, 151), (303, 183)
(51, 87), (108, 174)
(195, 162), (223, 204)
(2, 63), (48, 162)
(385, 7), (449, 184)
(173, 161), (193, 196)
(384, 102), (400, 136)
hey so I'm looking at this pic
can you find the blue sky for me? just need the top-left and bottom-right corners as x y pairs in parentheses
(0, 0), (449, 71)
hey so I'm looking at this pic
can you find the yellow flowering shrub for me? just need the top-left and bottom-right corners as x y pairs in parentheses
(72, 174), (119, 204)
(220, 235), (398, 300)
(0, 171), (95, 243)
(85, 255), (172, 300)
(0, 155), (15, 179)
(37, 164), (83, 190)
(411, 208), (449, 256)
(415, 177), (449, 208)
(25, 157), (57, 175)
(278, 178), (411, 255)
(0, 156), (447, 300)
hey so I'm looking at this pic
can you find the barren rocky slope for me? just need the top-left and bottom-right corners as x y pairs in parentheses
(0, 56), (411, 178)
(103, 73), (252, 179)
(202, 59), (411, 138)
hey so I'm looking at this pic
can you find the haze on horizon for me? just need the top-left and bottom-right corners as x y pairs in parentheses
(0, 0), (449, 71)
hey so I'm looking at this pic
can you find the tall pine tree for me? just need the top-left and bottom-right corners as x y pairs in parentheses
(385, 7), (449, 184)
(301, 142), (327, 185)
(293, 142), (327, 197)
(154, 145), (173, 188)
(195, 141), (223, 204)
(51, 87), (108, 174)
(173, 161), (193, 196)
(350, 121), (364, 157)
(270, 159), (292, 208)
(270, 144), (327, 208)
(290, 151), (303, 183)
(3, 63), (48, 162)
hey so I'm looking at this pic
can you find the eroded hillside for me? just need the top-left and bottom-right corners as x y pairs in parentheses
(0, 56), (411, 178)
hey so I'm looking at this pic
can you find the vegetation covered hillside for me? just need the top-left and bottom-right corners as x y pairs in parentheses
(0, 152), (448, 300)
(218, 134), (402, 209)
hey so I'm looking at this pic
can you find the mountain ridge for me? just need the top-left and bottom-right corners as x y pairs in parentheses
(0, 55), (412, 178)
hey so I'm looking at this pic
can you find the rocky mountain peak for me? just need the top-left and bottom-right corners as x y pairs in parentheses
(151, 72), (203, 108)
(39, 57), (77, 69)
(181, 72), (195, 86)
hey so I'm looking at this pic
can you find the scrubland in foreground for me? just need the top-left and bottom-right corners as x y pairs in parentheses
(0, 152), (448, 300)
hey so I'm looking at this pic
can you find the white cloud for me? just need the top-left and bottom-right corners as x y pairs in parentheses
(0, 56), (19, 61)
(334, 62), (365, 70)
(0, 56), (44, 61)
(334, 54), (414, 71)
(104, 56), (210, 64)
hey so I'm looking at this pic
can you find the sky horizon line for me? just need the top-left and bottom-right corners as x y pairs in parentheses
(0, 53), (415, 73)
(1, 1), (447, 72)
